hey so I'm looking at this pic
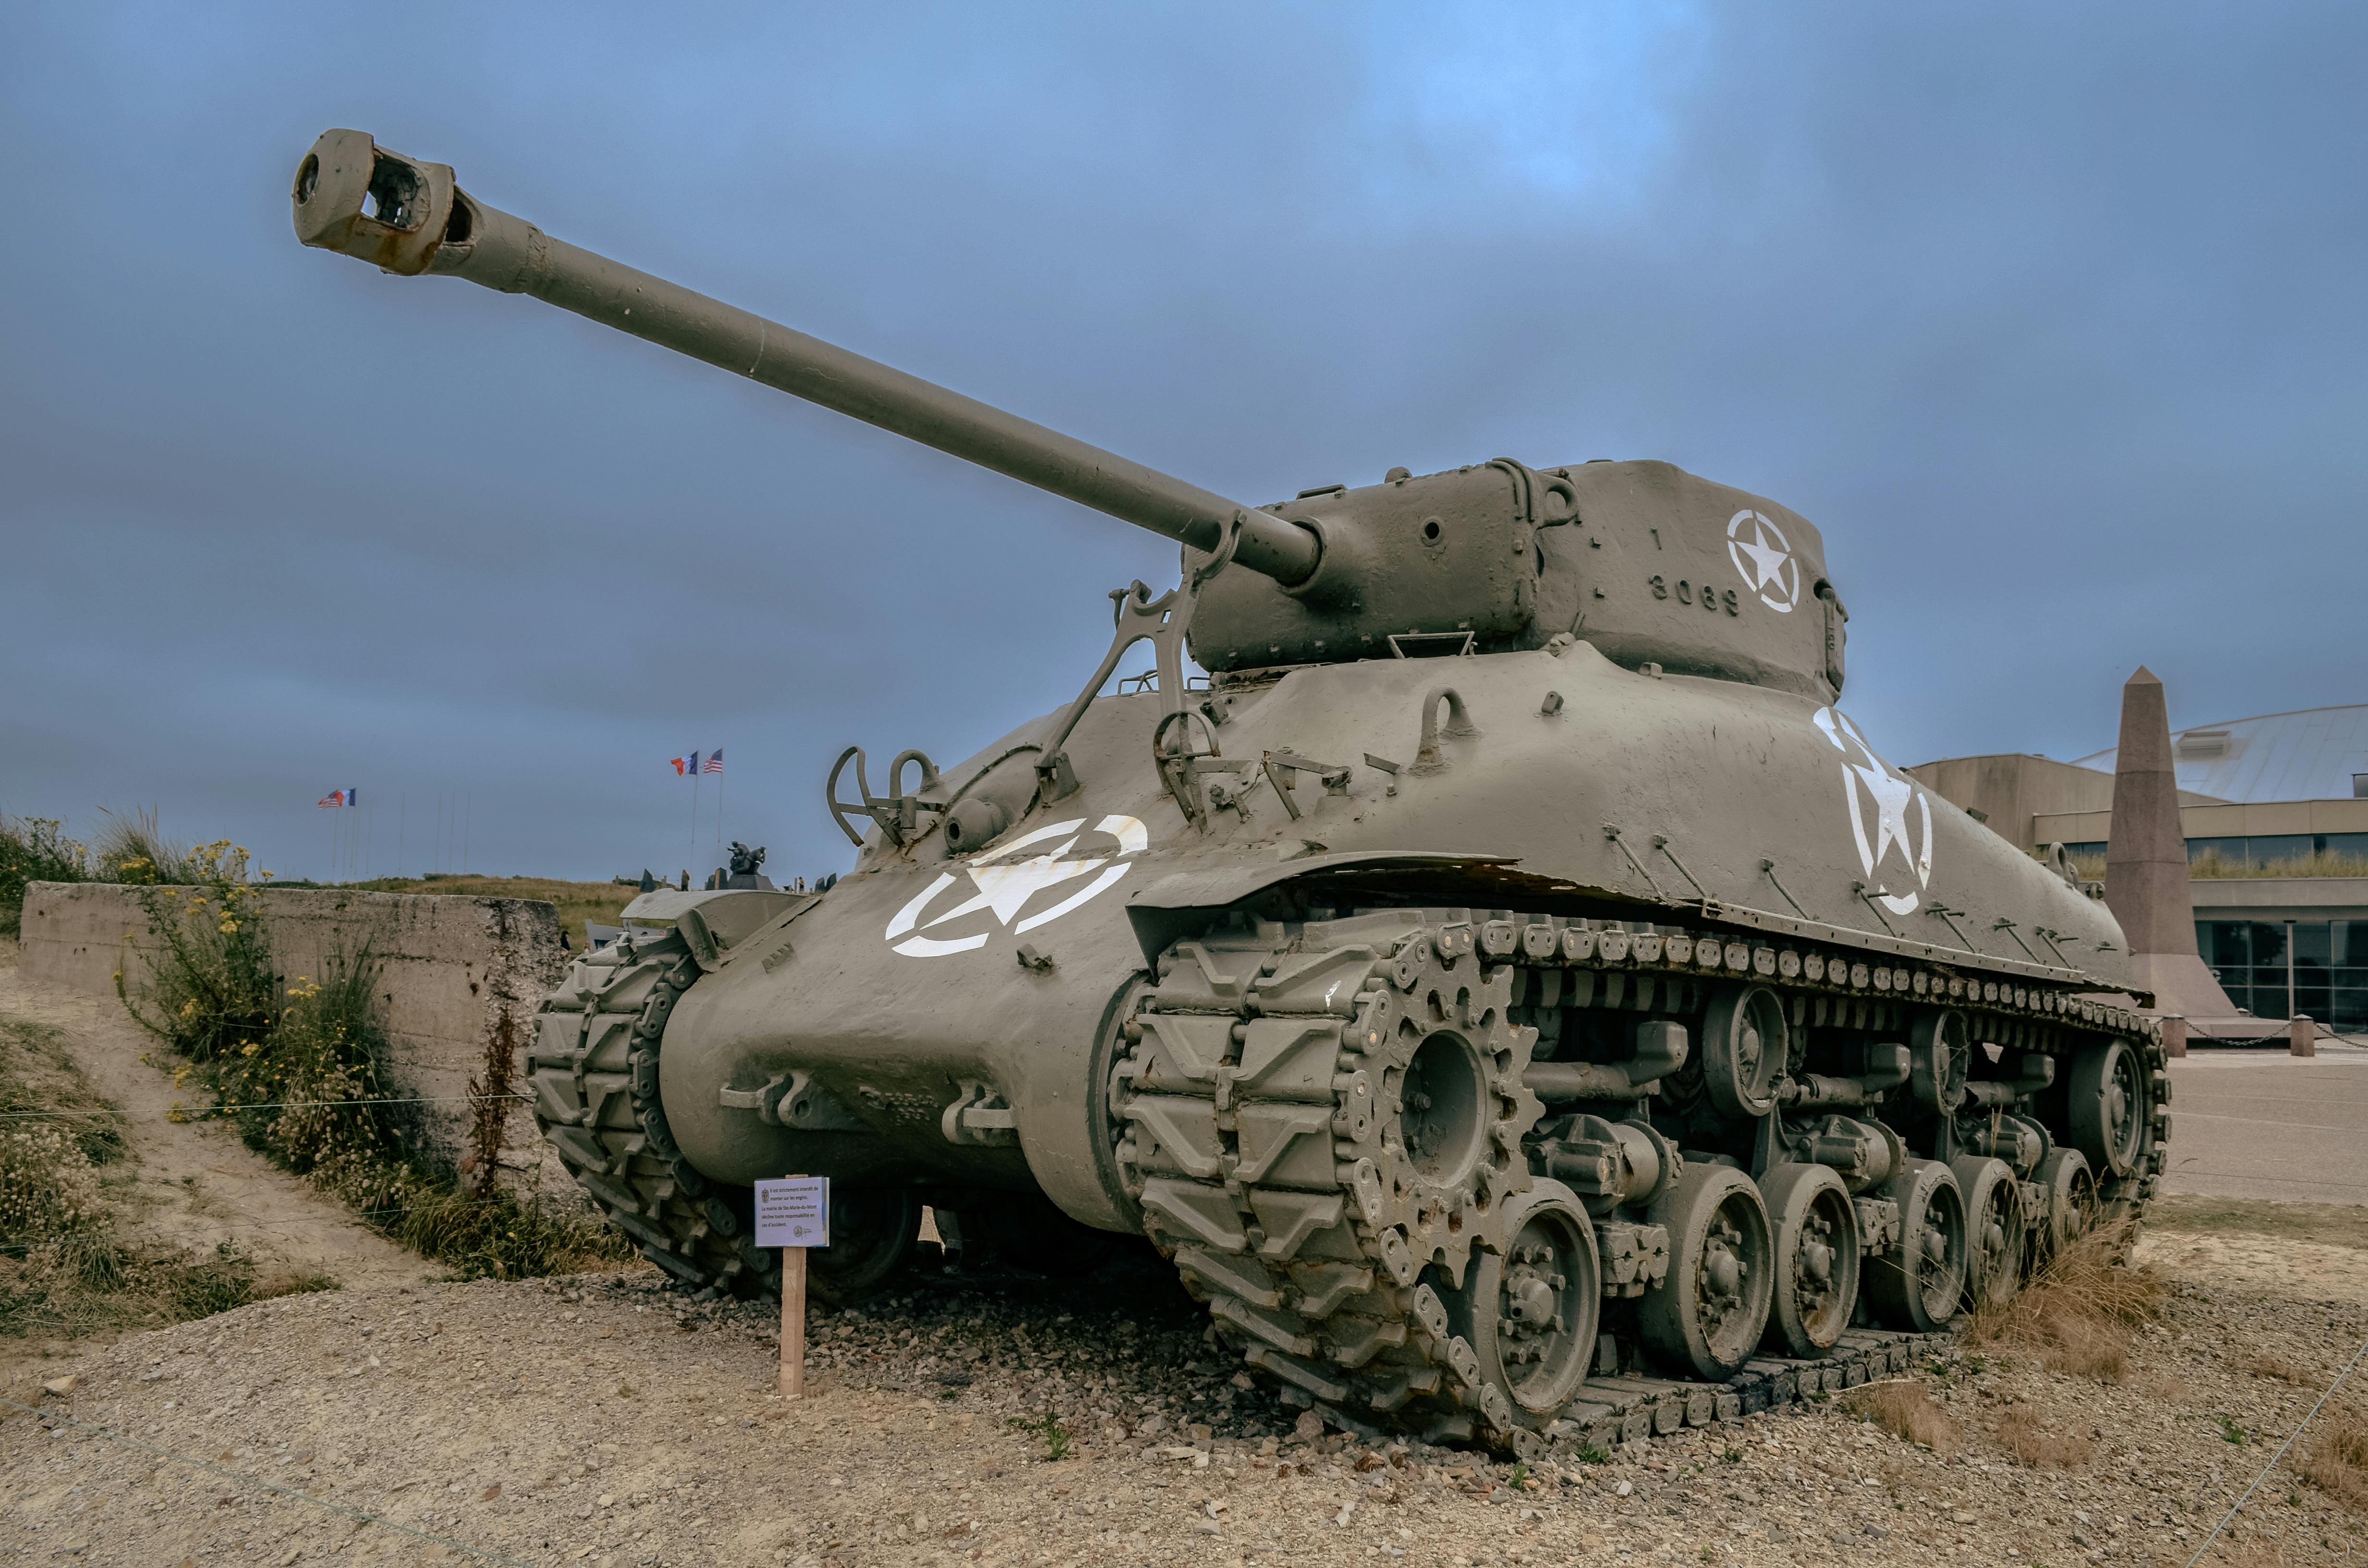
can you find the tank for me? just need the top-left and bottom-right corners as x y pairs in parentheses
(291, 130), (2168, 1450)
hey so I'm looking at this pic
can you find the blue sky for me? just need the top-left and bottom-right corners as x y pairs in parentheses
(4, 2), (2362, 882)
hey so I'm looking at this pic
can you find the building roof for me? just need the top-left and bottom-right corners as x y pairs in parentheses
(2073, 703), (2368, 804)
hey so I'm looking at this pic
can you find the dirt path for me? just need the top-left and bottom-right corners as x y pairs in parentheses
(0, 938), (439, 1309)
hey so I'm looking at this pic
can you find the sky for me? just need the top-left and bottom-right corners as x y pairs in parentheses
(3, 2), (2363, 885)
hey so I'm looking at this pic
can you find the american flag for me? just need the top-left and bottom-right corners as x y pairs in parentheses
(317, 787), (356, 808)
(702, 750), (724, 775)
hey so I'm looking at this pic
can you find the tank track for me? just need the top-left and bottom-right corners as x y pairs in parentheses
(524, 929), (777, 1299)
(1112, 906), (2166, 1457)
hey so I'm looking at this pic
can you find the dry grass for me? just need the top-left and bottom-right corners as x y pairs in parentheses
(343, 874), (637, 946)
(2149, 1195), (2368, 1253)
(2189, 847), (2368, 880)
(2294, 1407), (2368, 1511)
(1970, 1224), (2165, 1382)
(1843, 1379), (1960, 1453)
(2248, 1352), (2321, 1386)
(2176, 1538), (2301, 1568)
(1994, 1407), (2093, 1469)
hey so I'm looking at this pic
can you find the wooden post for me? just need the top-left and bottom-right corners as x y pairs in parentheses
(779, 1242), (808, 1398)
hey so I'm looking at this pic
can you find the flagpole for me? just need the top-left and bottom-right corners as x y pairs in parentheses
(397, 792), (406, 881)
(463, 793), (471, 877)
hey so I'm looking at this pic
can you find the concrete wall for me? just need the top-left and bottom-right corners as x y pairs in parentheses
(17, 882), (575, 1194)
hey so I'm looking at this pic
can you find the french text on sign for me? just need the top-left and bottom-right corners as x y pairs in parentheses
(755, 1176), (830, 1248)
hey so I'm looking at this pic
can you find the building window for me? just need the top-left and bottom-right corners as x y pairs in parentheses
(2197, 919), (2368, 1029)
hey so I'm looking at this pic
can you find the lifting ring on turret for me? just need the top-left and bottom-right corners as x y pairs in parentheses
(824, 745), (944, 849)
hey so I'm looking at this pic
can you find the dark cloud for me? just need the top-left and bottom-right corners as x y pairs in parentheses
(4, 1), (2362, 880)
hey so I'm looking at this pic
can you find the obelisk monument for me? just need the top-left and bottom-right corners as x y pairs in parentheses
(2103, 666), (2237, 1018)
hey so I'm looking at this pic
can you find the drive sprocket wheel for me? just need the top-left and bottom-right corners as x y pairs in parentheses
(1112, 914), (1548, 1448)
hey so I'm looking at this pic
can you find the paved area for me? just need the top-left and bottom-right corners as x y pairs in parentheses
(2163, 1038), (2368, 1203)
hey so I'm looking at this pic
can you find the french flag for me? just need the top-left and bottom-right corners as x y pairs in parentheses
(317, 787), (355, 808)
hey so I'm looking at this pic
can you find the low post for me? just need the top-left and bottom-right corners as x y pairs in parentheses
(780, 1245), (806, 1399)
(2162, 1016), (2188, 1059)
(2291, 1015), (2317, 1059)
(754, 1175), (831, 1400)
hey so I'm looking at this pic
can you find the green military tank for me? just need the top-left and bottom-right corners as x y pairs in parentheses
(292, 130), (2166, 1451)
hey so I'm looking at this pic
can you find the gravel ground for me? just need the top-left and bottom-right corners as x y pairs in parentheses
(5, 1239), (2367, 1568)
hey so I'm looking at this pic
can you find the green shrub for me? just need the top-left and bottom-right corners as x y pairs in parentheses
(0, 815), (93, 937)
(120, 846), (629, 1282)
(0, 1120), (105, 1250)
(119, 841), (278, 1064)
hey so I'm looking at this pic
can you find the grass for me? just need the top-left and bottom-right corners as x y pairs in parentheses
(0, 816), (95, 937)
(2295, 1408), (2368, 1511)
(2148, 1196), (2368, 1252)
(0, 1008), (335, 1342)
(2250, 1352), (2321, 1386)
(340, 874), (639, 947)
(1843, 1379), (1960, 1453)
(1969, 1225), (2166, 1383)
(1993, 1408), (2092, 1469)
(1009, 1409), (1073, 1461)
(2190, 849), (2368, 880)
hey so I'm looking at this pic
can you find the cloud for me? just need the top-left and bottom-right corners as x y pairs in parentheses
(2, 1), (2362, 881)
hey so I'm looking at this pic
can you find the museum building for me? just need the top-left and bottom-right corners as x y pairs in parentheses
(1911, 703), (2368, 1031)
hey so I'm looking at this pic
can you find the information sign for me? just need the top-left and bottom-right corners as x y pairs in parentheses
(755, 1176), (830, 1248)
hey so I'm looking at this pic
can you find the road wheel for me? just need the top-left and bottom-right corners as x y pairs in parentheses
(1758, 1162), (1861, 1356)
(808, 1188), (922, 1306)
(1862, 1158), (1966, 1332)
(1640, 1163), (1774, 1378)
(1949, 1156), (2023, 1311)
(1455, 1178), (1601, 1422)
(2032, 1148), (2097, 1262)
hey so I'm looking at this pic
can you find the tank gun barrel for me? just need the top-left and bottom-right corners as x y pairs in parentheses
(289, 130), (1320, 585)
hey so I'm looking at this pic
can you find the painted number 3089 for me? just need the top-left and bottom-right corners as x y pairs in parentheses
(1650, 576), (1739, 615)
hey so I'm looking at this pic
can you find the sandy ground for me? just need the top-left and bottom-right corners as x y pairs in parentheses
(6, 1233), (2368, 1568)
(0, 939), (436, 1374)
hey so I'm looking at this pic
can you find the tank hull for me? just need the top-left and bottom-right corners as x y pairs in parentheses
(656, 638), (2132, 1208)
